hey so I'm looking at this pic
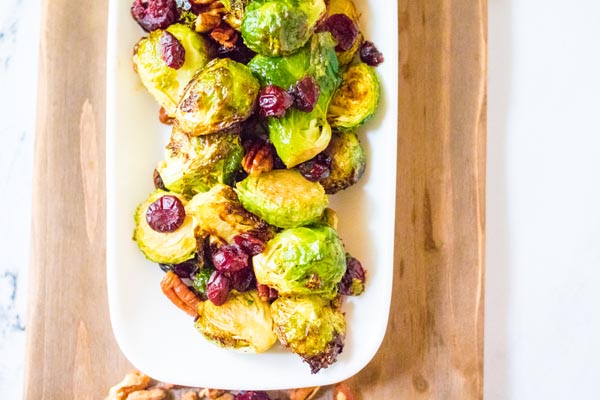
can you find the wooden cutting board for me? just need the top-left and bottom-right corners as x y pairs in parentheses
(24, 0), (486, 398)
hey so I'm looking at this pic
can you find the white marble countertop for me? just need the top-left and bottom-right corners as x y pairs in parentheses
(1, 0), (599, 398)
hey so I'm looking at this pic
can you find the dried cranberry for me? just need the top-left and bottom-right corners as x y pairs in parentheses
(338, 255), (366, 296)
(159, 31), (186, 69)
(146, 195), (186, 232)
(258, 85), (294, 118)
(131, 0), (178, 32)
(290, 76), (320, 112)
(170, 258), (199, 278)
(317, 14), (358, 52)
(233, 234), (266, 256)
(298, 153), (331, 182)
(359, 41), (384, 66)
(228, 267), (255, 292)
(206, 271), (231, 306)
(212, 244), (249, 272)
(234, 391), (271, 400)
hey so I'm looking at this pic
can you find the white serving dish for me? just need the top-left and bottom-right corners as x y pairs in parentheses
(106, 0), (397, 390)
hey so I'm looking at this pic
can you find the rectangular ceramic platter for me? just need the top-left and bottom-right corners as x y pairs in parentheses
(106, 0), (398, 390)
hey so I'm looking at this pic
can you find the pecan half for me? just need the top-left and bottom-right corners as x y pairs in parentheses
(333, 382), (355, 400)
(242, 140), (274, 176)
(289, 386), (320, 400)
(195, 2), (226, 33)
(126, 388), (168, 400)
(105, 371), (151, 400)
(210, 24), (238, 49)
(160, 271), (200, 317)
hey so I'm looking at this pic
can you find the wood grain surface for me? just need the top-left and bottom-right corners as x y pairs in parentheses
(25, 0), (486, 398)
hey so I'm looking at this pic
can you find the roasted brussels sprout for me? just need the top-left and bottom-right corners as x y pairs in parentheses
(317, 207), (339, 230)
(195, 290), (277, 353)
(133, 23), (210, 116)
(327, 62), (380, 131)
(319, 130), (366, 194)
(156, 127), (243, 196)
(186, 184), (275, 243)
(248, 46), (310, 88)
(174, 58), (260, 136)
(236, 169), (328, 229)
(252, 225), (346, 298)
(271, 295), (346, 373)
(133, 190), (197, 264)
(325, 0), (363, 65)
(264, 33), (341, 167)
(241, 0), (326, 56)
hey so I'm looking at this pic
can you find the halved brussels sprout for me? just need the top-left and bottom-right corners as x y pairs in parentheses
(133, 24), (210, 116)
(271, 295), (346, 373)
(327, 62), (380, 131)
(319, 130), (366, 194)
(156, 127), (243, 196)
(186, 184), (275, 243)
(326, 0), (363, 65)
(266, 33), (341, 167)
(175, 58), (260, 136)
(195, 290), (277, 353)
(253, 225), (346, 298)
(236, 169), (328, 229)
(241, 0), (326, 56)
(133, 190), (197, 264)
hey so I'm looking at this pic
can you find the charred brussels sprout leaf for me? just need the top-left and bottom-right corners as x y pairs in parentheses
(327, 62), (380, 131)
(319, 131), (366, 194)
(252, 225), (346, 298)
(186, 184), (275, 243)
(264, 33), (341, 167)
(133, 190), (197, 264)
(133, 24), (210, 116)
(236, 169), (328, 229)
(175, 58), (260, 136)
(156, 127), (243, 196)
(271, 295), (346, 373)
(241, 0), (326, 57)
(195, 290), (277, 353)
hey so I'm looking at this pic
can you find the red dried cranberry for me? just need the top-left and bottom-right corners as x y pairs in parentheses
(233, 234), (266, 256)
(359, 41), (384, 66)
(317, 14), (358, 52)
(290, 76), (320, 112)
(159, 31), (186, 69)
(206, 271), (231, 306)
(338, 255), (366, 296)
(131, 0), (178, 32)
(298, 153), (331, 182)
(170, 258), (200, 278)
(212, 244), (249, 272)
(234, 391), (271, 400)
(146, 195), (186, 232)
(228, 267), (255, 292)
(258, 85), (294, 118)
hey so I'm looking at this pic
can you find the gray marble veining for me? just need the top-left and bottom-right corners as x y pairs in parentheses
(0, 0), (41, 397)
